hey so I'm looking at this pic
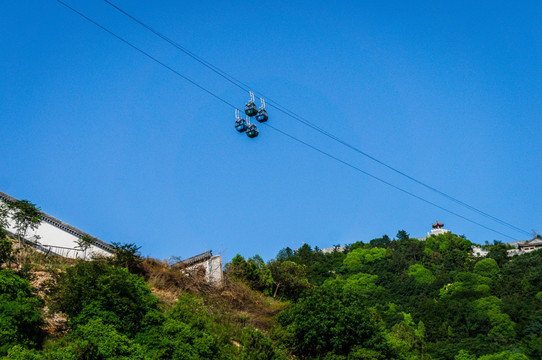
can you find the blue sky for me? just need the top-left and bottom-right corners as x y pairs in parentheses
(1, 1), (540, 262)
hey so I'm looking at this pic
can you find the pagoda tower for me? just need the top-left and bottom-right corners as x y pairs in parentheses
(428, 220), (450, 236)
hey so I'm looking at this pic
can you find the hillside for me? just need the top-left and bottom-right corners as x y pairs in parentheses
(1, 228), (541, 359)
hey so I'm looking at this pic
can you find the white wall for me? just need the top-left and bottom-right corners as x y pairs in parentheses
(1, 198), (112, 259)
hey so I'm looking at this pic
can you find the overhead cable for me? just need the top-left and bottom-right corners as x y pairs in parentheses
(55, 0), (518, 241)
(102, 0), (530, 237)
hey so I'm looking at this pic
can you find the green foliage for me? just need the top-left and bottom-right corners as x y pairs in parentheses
(387, 313), (426, 358)
(75, 235), (96, 259)
(136, 293), (285, 360)
(0, 235), (13, 266)
(50, 261), (158, 336)
(227, 254), (274, 294)
(110, 242), (143, 273)
(474, 297), (516, 343)
(343, 247), (387, 272)
(477, 351), (529, 360)
(408, 264), (435, 284)
(278, 279), (395, 358)
(3, 227), (540, 360)
(0, 269), (43, 356)
(474, 258), (500, 279)
(396, 230), (410, 241)
(369, 235), (391, 248)
(0, 203), (10, 231)
(7, 200), (42, 245)
(342, 272), (379, 294)
(46, 318), (147, 359)
(455, 350), (477, 360)
(268, 260), (310, 299)
(239, 328), (286, 360)
(439, 272), (492, 300)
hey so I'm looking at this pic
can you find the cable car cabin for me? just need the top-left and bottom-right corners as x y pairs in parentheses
(245, 101), (258, 117)
(255, 109), (268, 123)
(235, 118), (247, 132)
(246, 124), (259, 138)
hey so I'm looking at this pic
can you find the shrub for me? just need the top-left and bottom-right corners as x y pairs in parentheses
(0, 269), (44, 355)
(50, 261), (158, 336)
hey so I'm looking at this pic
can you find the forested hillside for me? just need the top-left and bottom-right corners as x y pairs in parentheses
(1, 225), (541, 359)
(227, 232), (542, 360)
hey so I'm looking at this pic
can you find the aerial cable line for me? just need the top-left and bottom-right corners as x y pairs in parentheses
(263, 123), (517, 241)
(55, 0), (237, 110)
(102, 0), (530, 237)
(56, 0), (518, 241)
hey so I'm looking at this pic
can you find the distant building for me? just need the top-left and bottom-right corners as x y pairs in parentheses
(320, 246), (346, 254)
(507, 237), (542, 256)
(171, 250), (223, 285)
(428, 220), (450, 237)
(418, 220), (451, 240)
(0, 190), (114, 259)
(472, 246), (489, 257)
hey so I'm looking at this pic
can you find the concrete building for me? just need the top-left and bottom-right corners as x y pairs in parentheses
(427, 220), (450, 237)
(472, 246), (489, 257)
(171, 250), (223, 285)
(418, 220), (451, 240)
(0, 190), (113, 259)
(506, 237), (542, 256)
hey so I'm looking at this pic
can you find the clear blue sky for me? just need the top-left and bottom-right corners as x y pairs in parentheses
(1, 1), (540, 262)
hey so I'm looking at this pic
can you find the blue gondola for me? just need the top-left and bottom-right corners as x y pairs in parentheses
(234, 109), (247, 132)
(246, 123), (259, 138)
(255, 97), (268, 123)
(256, 109), (268, 123)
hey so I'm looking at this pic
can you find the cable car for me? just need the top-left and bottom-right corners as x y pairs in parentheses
(245, 91), (258, 117)
(246, 120), (259, 138)
(234, 109), (247, 132)
(255, 97), (268, 123)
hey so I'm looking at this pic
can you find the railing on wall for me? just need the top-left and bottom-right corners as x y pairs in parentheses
(0, 190), (114, 254)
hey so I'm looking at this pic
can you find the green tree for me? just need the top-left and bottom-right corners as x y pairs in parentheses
(343, 247), (387, 273)
(474, 258), (500, 279)
(268, 260), (310, 299)
(110, 242), (142, 273)
(0, 202), (9, 231)
(75, 235), (96, 260)
(278, 279), (395, 358)
(7, 200), (42, 248)
(396, 230), (410, 241)
(227, 254), (274, 294)
(0, 235), (13, 266)
(50, 261), (158, 336)
(408, 264), (436, 284)
(0, 269), (44, 356)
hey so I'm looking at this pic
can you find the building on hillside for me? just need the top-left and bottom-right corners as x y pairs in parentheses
(471, 246), (489, 257)
(507, 237), (542, 256)
(418, 221), (451, 240)
(0, 190), (113, 259)
(428, 220), (450, 237)
(320, 245), (346, 254)
(171, 250), (223, 285)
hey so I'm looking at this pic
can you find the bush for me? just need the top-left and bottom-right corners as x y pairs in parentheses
(0, 269), (44, 356)
(0, 234), (12, 266)
(50, 261), (158, 336)
(135, 293), (230, 359)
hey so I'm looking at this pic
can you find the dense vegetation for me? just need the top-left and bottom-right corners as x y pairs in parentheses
(0, 199), (540, 359)
(228, 232), (542, 360)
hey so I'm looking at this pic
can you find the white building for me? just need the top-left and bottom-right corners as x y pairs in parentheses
(418, 220), (451, 240)
(472, 246), (489, 257)
(0, 190), (113, 259)
(171, 250), (223, 285)
(427, 220), (450, 237)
